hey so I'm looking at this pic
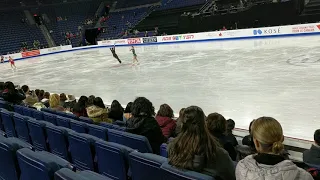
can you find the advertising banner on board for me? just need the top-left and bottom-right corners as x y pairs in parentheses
(142, 37), (157, 43)
(21, 50), (40, 58)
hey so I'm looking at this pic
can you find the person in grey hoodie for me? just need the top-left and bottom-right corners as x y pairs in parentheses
(168, 106), (235, 180)
(236, 117), (313, 180)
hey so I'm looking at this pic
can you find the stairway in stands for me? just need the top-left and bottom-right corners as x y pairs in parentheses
(303, 0), (320, 15)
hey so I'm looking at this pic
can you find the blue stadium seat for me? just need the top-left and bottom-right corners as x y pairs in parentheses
(95, 140), (133, 180)
(1, 109), (17, 137)
(68, 132), (100, 171)
(80, 170), (113, 180)
(129, 151), (167, 180)
(22, 106), (33, 117)
(100, 122), (114, 129)
(27, 119), (51, 151)
(114, 120), (126, 127)
(32, 109), (44, 120)
(43, 112), (57, 125)
(0, 130), (5, 136)
(79, 116), (93, 124)
(160, 143), (168, 158)
(13, 105), (24, 115)
(107, 129), (123, 144)
(55, 168), (112, 180)
(0, 100), (9, 110)
(121, 131), (153, 153)
(17, 148), (72, 180)
(41, 108), (57, 115)
(55, 111), (78, 120)
(70, 120), (88, 133)
(87, 123), (108, 140)
(113, 124), (126, 131)
(46, 124), (75, 161)
(160, 162), (214, 180)
(13, 113), (31, 143)
(0, 136), (33, 180)
(56, 116), (71, 128)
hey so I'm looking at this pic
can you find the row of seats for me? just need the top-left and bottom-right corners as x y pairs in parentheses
(0, 105), (215, 180)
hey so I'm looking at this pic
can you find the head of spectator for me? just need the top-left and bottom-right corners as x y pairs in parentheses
(93, 97), (105, 109)
(227, 119), (235, 134)
(49, 93), (64, 111)
(21, 85), (38, 106)
(157, 104), (174, 118)
(38, 90), (45, 101)
(108, 100), (124, 121)
(242, 120), (256, 149)
(315, 129), (320, 146)
(2, 81), (26, 105)
(43, 92), (50, 100)
(59, 93), (67, 106)
(303, 129), (320, 165)
(174, 108), (185, 136)
(35, 89), (40, 97)
(73, 96), (88, 117)
(64, 95), (76, 110)
(87, 97), (111, 124)
(156, 104), (176, 138)
(87, 95), (95, 107)
(131, 97), (155, 117)
(123, 102), (133, 121)
(21, 85), (29, 94)
(4, 81), (15, 93)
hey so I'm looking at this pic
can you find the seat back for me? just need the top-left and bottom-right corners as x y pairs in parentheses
(13, 105), (24, 115)
(54, 168), (112, 180)
(43, 112), (57, 125)
(46, 124), (74, 161)
(100, 122), (114, 129)
(160, 143), (168, 158)
(95, 140), (133, 180)
(56, 116), (71, 128)
(107, 129), (124, 144)
(113, 120), (126, 127)
(22, 107), (33, 117)
(41, 108), (57, 115)
(27, 119), (49, 151)
(87, 124), (108, 140)
(80, 170), (113, 180)
(129, 151), (167, 180)
(122, 131), (153, 153)
(12, 113), (31, 143)
(1, 109), (17, 137)
(0, 136), (33, 180)
(32, 109), (44, 120)
(70, 120), (88, 133)
(17, 148), (70, 180)
(79, 116), (93, 124)
(56, 111), (78, 120)
(68, 132), (99, 171)
(0, 100), (9, 110)
(160, 162), (214, 180)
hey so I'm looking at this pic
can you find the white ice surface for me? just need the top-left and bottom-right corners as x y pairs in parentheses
(1, 36), (320, 140)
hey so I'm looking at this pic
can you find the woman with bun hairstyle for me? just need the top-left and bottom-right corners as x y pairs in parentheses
(236, 117), (313, 180)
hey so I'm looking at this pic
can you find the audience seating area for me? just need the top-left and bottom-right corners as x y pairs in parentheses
(158, 0), (207, 10)
(0, 100), (214, 180)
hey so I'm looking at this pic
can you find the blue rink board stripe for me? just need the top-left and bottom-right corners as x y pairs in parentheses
(8, 31), (320, 63)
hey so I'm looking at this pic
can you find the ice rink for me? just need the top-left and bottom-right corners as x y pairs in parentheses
(1, 35), (320, 140)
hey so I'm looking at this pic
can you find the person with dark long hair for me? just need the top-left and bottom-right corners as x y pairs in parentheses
(73, 96), (88, 117)
(1, 81), (25, 104)
(168, 106), (235, 180)
(108, 100), (124, 121)
(156, 104), (176, 138)
(126, 97), (165, 154)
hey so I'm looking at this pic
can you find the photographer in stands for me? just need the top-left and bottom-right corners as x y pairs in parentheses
(1, 81), (25, 105)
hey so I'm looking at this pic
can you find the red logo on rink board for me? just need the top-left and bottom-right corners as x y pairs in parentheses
(127, 38), (141, 44)
(292, 25), (319, 33)
(21, 50), (40, 58)
(162, 34), (194, 41)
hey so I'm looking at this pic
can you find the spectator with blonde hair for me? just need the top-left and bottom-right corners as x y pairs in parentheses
(236, 117), (313, 180)
(49, 93), (65, 111)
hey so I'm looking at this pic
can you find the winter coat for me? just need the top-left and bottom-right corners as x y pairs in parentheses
(226, 131), (238, 147)
(126, 116), (165, 154)
(236, 154), (313, 180)
(303, 144), (320, 165)
(108, 110), (123, 121)
(86, 105), (112, 124)
(23, 94), (38, 106)
(156, 116), (176, 138)
(211, 132), (237, 161)
(1, 89), (25, 104)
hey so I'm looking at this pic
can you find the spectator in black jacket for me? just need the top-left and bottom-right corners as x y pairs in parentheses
(108, 100), (124, 121)
(206, 113), (237, 161)
(1, 81), (25, 104)
(126, 97), (165, 154)
(303, 129), (320, 165)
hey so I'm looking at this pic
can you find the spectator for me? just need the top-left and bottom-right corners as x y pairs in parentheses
(35, 89), (40, 98)
(60, 93), (67, 107)
(49, 93), (65, 111)
(38, 90), (45, 101)
(108, 100), (124, 121)
(87, 95), (95, 106)
(86, 97), (111, 124)
(236, 117), (313, 180)
(174, 108), (185, 136)
(1, 81), (25, 104)
(64, 95), (76, 110)
(123, 102), (132, 121)
(73, 96), (88, 117)
(41, 92), (50, 107)
(206, 113), (237, 161)
(226, 119), (238, 147)
(156, 104), (176, 138)
(126, 97), (165, 154)
(21, 85), (38, 106)
(303, 129), (320, 165)
(168, 106), (235, 180)
(242, 120), (255, 148)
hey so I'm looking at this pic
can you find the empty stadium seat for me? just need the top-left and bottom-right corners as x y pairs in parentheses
(0, 100), (9, 110)
(22, 106), (33, 117)
(41, 108), (57, 114)
(54, 168), (112, 180)
(27, 119), (51, 151)
(107, 129), (123, 144)
(122, 131), (153, 153)
(13, 113), (31, 143)
(80, 170), (113, 180)
(0, 136), (33, 180)
(160, 162), (214, 180)
(79, 116), (93, 124)
(129, 151), (167, 180)
(13, 105), (24, 115)
(87, 124), (108, 140)
(1, 109), (17, 137)
(46, 124), (75, 161)
(100, 122), (114, 129)
(17, 148), (72, 180)
(70, 120), (88, 133)
(43, 112), (57, 125)
(68, 132), (100, 171)
(55, 111), (78, 120)
(160, 143), (168, 158)
(114, 120), (126, 127)
(32, 109), (44, 120)
(95, 140), (133, 180)
(56, 116), (71, 128)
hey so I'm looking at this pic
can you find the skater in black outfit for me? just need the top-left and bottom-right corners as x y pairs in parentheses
(110, 44), (122, 64)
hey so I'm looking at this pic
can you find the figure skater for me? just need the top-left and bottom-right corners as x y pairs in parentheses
(110, 44), (121, 64)
(9, 56), (16, 69)
(0, 55), (4, 63)
(130, 46), (138, 64)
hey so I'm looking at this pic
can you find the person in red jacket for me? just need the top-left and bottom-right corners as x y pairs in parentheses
(156, 104), (177, 138)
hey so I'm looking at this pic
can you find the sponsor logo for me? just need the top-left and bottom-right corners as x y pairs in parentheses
(48, 46), (62, 52)
(162, 34), (194, 41)
(253, 28), (280, 35)
(292, 25), (320, 33)
(127, 38), (141, 44)
(115, 40), (126, 44)
(142, 37), (157, 43)
(21, 50), (40, 58)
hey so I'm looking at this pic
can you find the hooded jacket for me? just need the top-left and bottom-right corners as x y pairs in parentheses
(1, 88), (25, 104)
(86, 105), (112, 124)
(236, 154), (313, 180)
(155, 116), (176, 138)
